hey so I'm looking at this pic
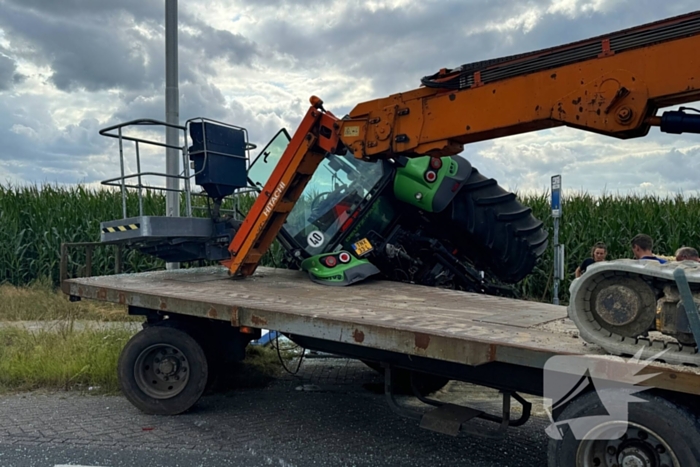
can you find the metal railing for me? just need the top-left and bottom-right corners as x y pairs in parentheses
(98, 117), (258, 220)
(99, 118), (192, 218)
(60, 242), (123, 286)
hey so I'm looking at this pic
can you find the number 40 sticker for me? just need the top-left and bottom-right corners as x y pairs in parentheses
(307, 231), (325, 248)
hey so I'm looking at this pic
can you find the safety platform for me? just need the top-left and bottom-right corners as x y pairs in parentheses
(96, 117), (258, 263)
(100, 216), (216, 244)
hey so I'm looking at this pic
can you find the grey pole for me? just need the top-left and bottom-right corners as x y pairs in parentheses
(165, 0), (180, 269)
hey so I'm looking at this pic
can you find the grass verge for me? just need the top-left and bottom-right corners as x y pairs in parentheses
(0, 326), (135, 394)
(0, 325), (295, 395)
(0, 277), (138, 321)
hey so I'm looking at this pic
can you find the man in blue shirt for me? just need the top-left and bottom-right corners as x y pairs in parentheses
(631, 233), (667, 263)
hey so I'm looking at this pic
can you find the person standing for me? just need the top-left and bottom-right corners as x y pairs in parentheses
(631, 234), (667, 263)
(675, 246), (700, 262)
(575, 242), (608, 278)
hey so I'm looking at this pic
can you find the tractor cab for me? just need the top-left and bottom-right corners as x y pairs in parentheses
(246, 129), (385, 258)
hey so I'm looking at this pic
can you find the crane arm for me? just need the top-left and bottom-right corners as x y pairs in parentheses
(336, 9), (700, 160)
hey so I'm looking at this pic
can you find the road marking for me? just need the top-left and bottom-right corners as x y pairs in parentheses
(55, 465), (105, 467)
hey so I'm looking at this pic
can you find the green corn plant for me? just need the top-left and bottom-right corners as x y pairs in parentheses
(3, 182), (700, 305)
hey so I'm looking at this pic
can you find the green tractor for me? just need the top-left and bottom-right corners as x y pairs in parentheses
(247, 128), (548, 297)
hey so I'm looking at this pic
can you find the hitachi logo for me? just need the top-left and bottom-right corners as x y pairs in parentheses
(263, 181), (286, 217)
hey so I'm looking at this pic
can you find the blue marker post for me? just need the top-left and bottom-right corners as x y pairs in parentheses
(551, 175), (564, 305)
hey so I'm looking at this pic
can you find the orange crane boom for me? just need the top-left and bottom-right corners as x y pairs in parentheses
(226, 9), (700, 277)
(337, 10), (700, 160)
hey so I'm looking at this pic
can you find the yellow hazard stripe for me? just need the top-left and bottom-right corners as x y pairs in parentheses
(102, 223), (140, 234)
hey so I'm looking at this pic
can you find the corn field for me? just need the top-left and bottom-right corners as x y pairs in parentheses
(0, 184), (282, 287)
(2, 183), (700, 304)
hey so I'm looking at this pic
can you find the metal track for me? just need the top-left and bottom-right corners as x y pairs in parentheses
(568, 259), (700, 366)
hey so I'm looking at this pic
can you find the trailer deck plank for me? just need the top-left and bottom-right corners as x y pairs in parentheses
(63, 266), (700, 395)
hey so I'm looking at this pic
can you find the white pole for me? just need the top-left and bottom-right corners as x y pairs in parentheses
(553, 216), (560, 305)
(165, 0), (180, 270)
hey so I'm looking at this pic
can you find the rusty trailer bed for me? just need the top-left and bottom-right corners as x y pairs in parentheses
(62, 266), (700, 396)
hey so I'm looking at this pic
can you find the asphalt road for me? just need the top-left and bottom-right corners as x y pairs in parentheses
(0, 356), (553, 467)
(0, 444), (256, 467)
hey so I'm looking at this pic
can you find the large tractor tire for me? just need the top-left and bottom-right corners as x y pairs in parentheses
(439, 166), (548, 284)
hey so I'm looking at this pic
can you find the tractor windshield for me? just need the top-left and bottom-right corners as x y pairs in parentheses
(247, 129), (384, 256)
(286, 152), (384, 255)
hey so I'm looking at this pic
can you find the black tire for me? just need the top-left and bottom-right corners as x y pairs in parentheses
(361, 360), (450, 396)
(118, 326), (208, 415)
(444, 166), (548, 283)
(145, 319), (223, 391)
(547, 389), (700, 467)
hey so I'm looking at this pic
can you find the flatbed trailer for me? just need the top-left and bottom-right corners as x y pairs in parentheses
(63, 266), (700, 466)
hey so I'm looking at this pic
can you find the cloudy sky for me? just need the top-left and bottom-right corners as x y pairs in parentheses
(0, 0), (699, 197)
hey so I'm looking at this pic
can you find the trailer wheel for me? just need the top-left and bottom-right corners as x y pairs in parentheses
(145, 319), (222, 391)
(547, 390), (700, 467)
(118, 326), (208, 415)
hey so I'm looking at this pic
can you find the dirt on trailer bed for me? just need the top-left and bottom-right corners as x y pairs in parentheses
(62, 266), (700, 395)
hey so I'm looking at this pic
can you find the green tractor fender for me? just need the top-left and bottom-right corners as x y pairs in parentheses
(392, 155), (472, 212)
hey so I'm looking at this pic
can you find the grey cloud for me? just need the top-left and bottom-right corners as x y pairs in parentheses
(459, 126), (700, 197)
(0, 158), (112, 187)
(0, 78), (295, 188)
(2, 0), (162, 22)
(110, 80), (293, 148)
(0, 3), (161, 92)
(0, 93), (119, 188)
(52, 118), (105, 157)
(2, 0), (700, 196)
(637, 147), (700, 183)
(247, 0), (700, 100)
(0, 1), (259, 94)
(180, 14), (259, 69)
(13, 73), (27, 85)
(109, 83), (229, 126)
(0, 54), (17, 90)
(0, 110), (157, 190)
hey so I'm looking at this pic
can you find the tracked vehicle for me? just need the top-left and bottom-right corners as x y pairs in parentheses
(569, 259), (700, 366)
